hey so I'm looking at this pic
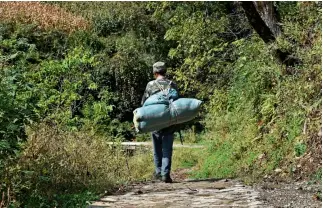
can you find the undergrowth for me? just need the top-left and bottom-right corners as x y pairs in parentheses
(2, 123), (153, 207)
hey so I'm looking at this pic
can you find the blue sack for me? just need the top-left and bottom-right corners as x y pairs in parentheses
(133, 98), (202, 133)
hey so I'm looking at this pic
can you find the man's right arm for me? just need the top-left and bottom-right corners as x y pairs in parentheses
(141, 83), (151, 106)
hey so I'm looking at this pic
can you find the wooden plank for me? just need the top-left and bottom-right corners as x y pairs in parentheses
(107, 142), (204, 149)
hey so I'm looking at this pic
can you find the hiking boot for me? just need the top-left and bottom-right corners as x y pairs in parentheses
(153, 172), (162, 180)
(161, 175), (173, 183)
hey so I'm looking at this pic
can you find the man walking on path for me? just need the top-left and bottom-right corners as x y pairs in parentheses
(141, 61), (179, 183)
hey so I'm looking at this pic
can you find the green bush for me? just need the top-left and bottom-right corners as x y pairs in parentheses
(188, 2), (321, 180)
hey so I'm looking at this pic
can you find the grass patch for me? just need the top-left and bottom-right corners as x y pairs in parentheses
(5, 124), (154, 207)
(172, 147), (202, 170)
(294, 142), (307, 157)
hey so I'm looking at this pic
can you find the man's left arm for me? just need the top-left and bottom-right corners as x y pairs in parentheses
(171, 81), (180, 98)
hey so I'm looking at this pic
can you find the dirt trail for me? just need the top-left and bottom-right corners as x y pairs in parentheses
(90, 178), (264, 207)
(89, 167), (321, 208)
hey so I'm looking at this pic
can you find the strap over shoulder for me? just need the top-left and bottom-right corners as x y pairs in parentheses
(154, 80), (172, 96)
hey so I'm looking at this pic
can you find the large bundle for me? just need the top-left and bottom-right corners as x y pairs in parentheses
(133, 98), (202, 133)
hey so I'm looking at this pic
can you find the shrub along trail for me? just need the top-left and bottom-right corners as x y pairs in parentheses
(90, 168), (322, 208)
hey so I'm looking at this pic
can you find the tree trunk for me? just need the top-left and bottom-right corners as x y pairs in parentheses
(240, 1), (299, 66)
(241, 1), (280, 43)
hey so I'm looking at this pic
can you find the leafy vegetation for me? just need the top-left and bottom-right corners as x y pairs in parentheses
(0, 2), (321, 207)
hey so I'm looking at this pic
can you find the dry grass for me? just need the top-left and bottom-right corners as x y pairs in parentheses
(22, 124), (122, 192)
(0, 123), (154, 206)
(18, 123), (153, 196)
(0, 2), (90, 33)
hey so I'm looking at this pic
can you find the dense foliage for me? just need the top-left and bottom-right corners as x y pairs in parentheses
(0, 2), (321, 207)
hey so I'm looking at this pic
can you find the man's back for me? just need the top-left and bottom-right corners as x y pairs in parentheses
(141, 76), (180, 134)
(141, 77), (179, 106)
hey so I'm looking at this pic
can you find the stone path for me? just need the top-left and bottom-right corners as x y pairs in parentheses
(89, 179), (267, 208)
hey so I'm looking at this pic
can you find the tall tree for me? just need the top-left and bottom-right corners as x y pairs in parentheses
(240, 1), (299, 66)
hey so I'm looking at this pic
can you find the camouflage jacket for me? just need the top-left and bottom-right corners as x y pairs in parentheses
(141, 76), (179, 106)
(141, 76), (180, 134)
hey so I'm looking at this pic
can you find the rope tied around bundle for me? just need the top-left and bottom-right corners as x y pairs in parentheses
(154, 80), (182, 144)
